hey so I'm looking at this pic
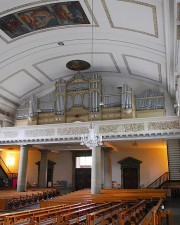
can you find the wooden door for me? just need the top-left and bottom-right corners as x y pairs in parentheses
(75, 168), (91, 190)
(123, 168), (138, 189)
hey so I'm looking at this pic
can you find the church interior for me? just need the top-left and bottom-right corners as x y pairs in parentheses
(0, 0), (179, 224)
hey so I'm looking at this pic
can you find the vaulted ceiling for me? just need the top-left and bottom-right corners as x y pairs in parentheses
(0, 0), (177, 113)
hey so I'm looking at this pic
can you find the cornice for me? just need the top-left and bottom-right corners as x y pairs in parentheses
(0, 116), (180, 146)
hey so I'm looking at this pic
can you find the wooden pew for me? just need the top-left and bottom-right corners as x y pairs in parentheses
(0, 188), (60, 211)
(141, 198), (172, 225)
(119, 200), (147, 225)
(40, 190), (92, 208)
(91, 189), (167, 204)
(100, 189), (167, 200)
(59, 203), (113, 225)
(2, 204), (66, 225)
(30, 202), (96, 225)
(30, 202), (114, 225)
(2, 203), (92, 225)
(86, 202), (126, 225)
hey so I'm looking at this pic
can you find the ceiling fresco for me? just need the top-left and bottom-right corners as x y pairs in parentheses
(0, 1), (90, 38)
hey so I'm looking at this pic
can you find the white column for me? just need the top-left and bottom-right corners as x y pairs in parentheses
(103, 147), (112, 189)
(17, 145), (29, 192)
(39, 150), (49, 188)
(91, 146), (101, 194)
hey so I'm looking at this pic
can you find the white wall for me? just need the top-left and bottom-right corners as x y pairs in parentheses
(48, 151), (73, 186)
(111, 147), (168, 187)
(26, 146), (168, 188)
(27, 150), (73, 187)
(27, 150), (40, 185)
(1, 144), (168, 189)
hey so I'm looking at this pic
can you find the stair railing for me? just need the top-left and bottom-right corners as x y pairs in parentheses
(147, 172), (169, 189)
(0, 157), (17, 178)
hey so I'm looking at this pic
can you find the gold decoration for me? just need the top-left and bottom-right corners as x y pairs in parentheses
(25, 128), (55, 137)
(57, 127), (89, 136)
(148, 121), (180, 130)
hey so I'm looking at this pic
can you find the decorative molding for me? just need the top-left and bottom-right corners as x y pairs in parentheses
(0, 130), (18, 138)
(102, 0), (158, 38)
(0, 69), (43, 99)
(122, 54), (162, 83)
(33, 52), (120, 81)
(0, 116), (180, 145)
(25, 128), (55, 137)
(99, 123), (145, 133)
(148, 120), (180, 131)
(57, 127), (89, 136)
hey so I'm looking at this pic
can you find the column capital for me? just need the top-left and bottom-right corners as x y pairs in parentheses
(102, 147), (113, 151)
(20, 144), (31, 148)
(39, 149), (51, 154)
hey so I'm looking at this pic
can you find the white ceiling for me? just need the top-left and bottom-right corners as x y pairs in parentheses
(0, 0), (176, 112)
(0, 139), (166, 152)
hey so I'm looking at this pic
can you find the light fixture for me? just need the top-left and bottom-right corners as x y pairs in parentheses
(80, 118), (103, 149)
(132, 141), (139, 146)
(79, 0), (103, 150)
(58, 42), (64, 46)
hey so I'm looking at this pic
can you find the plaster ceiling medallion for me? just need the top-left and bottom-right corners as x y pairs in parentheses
(66, 60), (91, 71)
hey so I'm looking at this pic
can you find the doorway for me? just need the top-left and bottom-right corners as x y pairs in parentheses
(118, 157), (142, 189)
(123, 168), (138, 189)
(75, 168), (91, 190)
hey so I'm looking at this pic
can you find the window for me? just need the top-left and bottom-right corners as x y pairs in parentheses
(76, 156), (92, 168)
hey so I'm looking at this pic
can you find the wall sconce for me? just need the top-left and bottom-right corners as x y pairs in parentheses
(132, 141), (139, 146)
(6, 153), (15, 167)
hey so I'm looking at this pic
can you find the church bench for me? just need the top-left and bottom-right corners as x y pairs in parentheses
(30, 203), (112, 225)
(0, 189), (60, 211)
(99, 189), (167, 201)
(59, 203), (114, 225)
(30, 203), (97, 225)
(59, 206), (100, 225)
(119, 200), (150, 225)
(101, 189), (166, 196)
(92, 194), (138, 203)
(86, 202), (126, 225)
(140, 198), (172, 225)
(2, 204), (66, 225)
(40, 198), (93, 208)
(1, 203), (92, 225)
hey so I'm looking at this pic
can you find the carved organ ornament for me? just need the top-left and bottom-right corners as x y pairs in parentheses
(16, 74), (165, 125)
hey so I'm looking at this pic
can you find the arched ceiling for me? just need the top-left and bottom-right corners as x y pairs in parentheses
(0, 0), (176, 112)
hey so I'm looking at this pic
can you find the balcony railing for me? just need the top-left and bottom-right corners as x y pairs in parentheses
(0, 116), (180, 145)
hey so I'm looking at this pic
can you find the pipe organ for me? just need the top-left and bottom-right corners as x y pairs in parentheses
(16, 74), (165, 126)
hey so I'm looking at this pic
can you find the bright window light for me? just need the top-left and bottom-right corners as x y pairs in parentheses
(76, 156), (92, 168)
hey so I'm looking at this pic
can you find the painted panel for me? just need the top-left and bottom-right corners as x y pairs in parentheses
(0, 1), (90, 38)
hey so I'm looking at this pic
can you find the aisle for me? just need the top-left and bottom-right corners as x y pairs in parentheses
(164, 197), (180, 225)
